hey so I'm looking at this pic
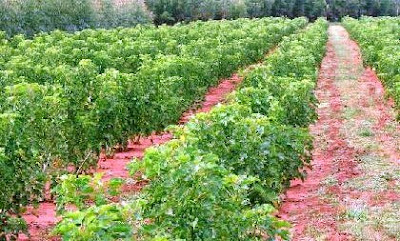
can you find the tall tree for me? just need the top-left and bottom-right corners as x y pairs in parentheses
(305, 0), (327, 20)
(293, 0), (306, 17)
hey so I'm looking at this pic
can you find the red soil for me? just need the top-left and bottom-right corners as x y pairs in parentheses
(360, 67), (400, 163)
(18, 74), (242, 240)
(278, 25), (400, 240)
(278, 33), (355, 240)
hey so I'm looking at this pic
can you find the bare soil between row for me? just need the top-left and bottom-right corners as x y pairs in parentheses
(279, 25), (400, 240)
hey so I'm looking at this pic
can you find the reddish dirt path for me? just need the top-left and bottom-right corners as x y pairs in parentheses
(278, 25), (400, 240)
(18, 72), (243, 240)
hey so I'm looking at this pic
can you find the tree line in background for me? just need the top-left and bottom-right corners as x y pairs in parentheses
(0, 0), (399, 36)
(0, 0), (152, 36)
(147, 0), (400, 24)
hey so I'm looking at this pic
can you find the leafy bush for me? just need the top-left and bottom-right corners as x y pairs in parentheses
(54, 203), (134, 241)
(232, 78), (318, 127)
(130, 148), (290, 240)
(165, 104), (313, 204)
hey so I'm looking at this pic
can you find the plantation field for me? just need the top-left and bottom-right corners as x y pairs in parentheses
(52, 19), (329, 240)
(0, 17), (308, 239)
(1, 15), (400, 241)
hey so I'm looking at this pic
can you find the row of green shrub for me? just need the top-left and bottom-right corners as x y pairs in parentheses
(343, 17), (400, 114)
(0, 18), (306, 239)
(0, 0), (152, 36)
(53, 19), (328, 240)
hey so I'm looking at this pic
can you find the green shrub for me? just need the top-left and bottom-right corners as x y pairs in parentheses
(167, 104), (313, 204)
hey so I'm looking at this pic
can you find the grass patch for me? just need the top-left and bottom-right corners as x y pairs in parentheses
(321, 175), (338, 186)
(304, 226), (329, 241)
(358, 127), (374, 137)
(340, 203), (400, 240)
(343, 107), (362, 119)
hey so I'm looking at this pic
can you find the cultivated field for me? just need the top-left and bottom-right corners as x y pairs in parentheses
(0, 14), (399, 241)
